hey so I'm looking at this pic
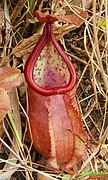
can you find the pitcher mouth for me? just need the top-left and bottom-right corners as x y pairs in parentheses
(24, 23), (76, 96)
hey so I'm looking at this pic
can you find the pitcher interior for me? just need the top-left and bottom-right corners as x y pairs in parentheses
(33, 41), (70, 89)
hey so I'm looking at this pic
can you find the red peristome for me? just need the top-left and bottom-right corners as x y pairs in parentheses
(24, 23), (76, 96)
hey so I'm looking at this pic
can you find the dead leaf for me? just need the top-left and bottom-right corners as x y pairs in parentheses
(0, 88), (10, 123)
(0, 67), (22, 91)
(82, 0), (93, 9)
(0, 8), (4, 51)
(58, 11), (88, 26)
(37, 173), (57, 180)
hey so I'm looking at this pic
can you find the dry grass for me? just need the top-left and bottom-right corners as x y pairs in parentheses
(0, 0), (108, 179)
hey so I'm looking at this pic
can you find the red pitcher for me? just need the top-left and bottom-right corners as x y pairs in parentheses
(24, 12), (87, 170)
